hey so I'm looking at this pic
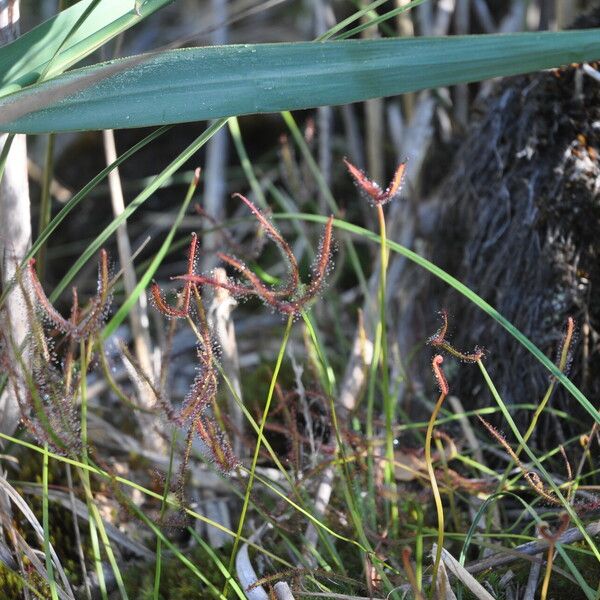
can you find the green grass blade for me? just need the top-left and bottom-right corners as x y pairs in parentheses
(332, 0), (427, 40)
(226, 315), (293, 595)
(228, 116), (269, 210)
(0, 0), (174, 96)
(316, 0), (411, 41)
(2, 31), (600, 133)
(477, 360), (600, 565)
(48, 118), (226, 303)
(555, 546), (596, 600)
(188, 529), (246, 600)
(86, 513), (108, 600)
(42, 443), (59, 600)
(153, 431), (177, 600)
(38, 0), (104, 84)
(129, 505), (226, 599)
(102, 167), (200, 339)
(273, 213), (600, 427)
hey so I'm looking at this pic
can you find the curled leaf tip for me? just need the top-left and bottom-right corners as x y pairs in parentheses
(432, 354), (449, 395)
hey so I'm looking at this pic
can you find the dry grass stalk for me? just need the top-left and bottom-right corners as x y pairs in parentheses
(0, 0), (32, 439)
(102, 128), (160, 450)
(432, 544), (495, 600)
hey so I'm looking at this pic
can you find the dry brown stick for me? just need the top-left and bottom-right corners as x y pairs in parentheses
(274, 581), (296, 600)
(209, 268), (244, 457)
(203, 0), (229, 272)
(465, 520), (600, 575)
(433, 0), (456, 36)
(472, 0), (495, 33)
(416, 0), (433, 35)
(556, 0), (576, 29)
(396, 0), (415, 119)
(102, 128), (162, 452)
(396, 520), (600, 595)
(433, 545), (494, 600)
(523, 536), (543, 600)
(314, 0), (333, 213)
(27, 158), (71, 203)
(236, 523), (271, 599)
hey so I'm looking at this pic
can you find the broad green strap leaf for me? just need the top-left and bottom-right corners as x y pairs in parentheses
(2, 29), (600, 133)
(0, 0), (174, 97)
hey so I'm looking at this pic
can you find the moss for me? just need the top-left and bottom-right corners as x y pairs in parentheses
(0, 562), (26, 599)
(124, 543), (232, 599)
(0, 560), (53, 599)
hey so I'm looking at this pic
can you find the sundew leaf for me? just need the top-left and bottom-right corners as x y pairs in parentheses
(1, 29), (600, 133)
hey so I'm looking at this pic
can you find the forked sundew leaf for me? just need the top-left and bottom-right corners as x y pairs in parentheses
(1, 30), (599, 133)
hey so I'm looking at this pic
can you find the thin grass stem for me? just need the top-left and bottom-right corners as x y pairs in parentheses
(376, 204), (399, 534)
(228, 116), (268, 209)
(225, 315), (294, 596)
(477, 359), (600, 563)
(36, 133), (55, 277)
(153, 430), (177, 600)
(42, 442), (59, 600)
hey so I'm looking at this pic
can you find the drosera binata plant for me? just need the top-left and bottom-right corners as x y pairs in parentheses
(146, 231), (239, 502)
(149, 192), (337, 596)
(4, 249), (114, 455)
(163, 192), (335, 316)
(11, 249), (134, 598)
(428, 308), (485, 363)
(425, 310), (484, 596)
(344, 158), (407, 535)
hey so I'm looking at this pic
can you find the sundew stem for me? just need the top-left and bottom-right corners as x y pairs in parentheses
(425, 392), (447, 597)
(426, 356), (449, 598)
(79, 339), (108, 600)
(377, 204), (399, 534)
